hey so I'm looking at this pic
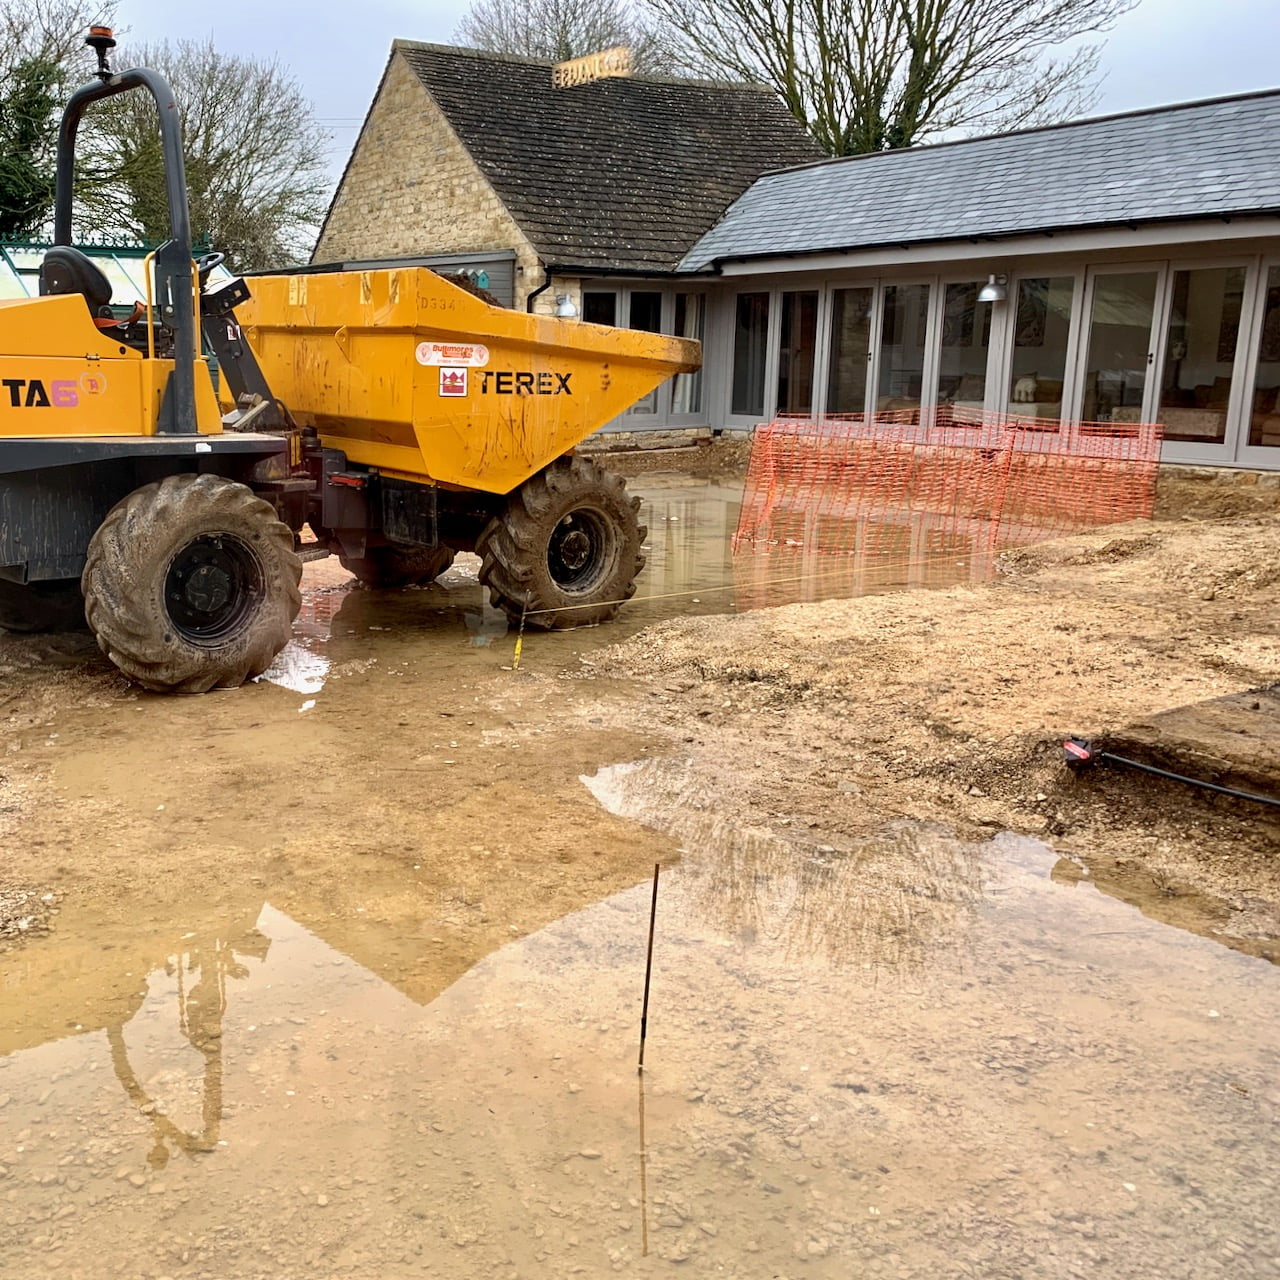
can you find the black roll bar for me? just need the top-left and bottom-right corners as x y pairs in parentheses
(53, 69), (197, 435)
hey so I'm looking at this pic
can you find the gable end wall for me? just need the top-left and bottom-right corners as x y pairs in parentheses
(314, 54), (543, 300)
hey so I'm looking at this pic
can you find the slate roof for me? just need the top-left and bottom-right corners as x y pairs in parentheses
(394, 42), (821, 273)
(680, 89), (1280, 271)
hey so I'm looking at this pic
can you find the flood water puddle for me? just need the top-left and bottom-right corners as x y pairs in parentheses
(3, 475), (1276, 1277)
(3, 806), (1277, 1277)
(254, 473), (996, 704)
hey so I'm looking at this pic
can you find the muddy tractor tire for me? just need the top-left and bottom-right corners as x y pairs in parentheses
(338, 545), (456, 587)
(477, 455), (646, 629)
(82, 473), (302, 693)
(0, 578), (86, 633)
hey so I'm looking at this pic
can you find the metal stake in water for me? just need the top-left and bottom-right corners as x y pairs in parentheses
(638, 862), (660, 1071)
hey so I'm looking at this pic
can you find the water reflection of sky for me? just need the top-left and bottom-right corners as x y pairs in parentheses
(2, 837), (1277, 1278)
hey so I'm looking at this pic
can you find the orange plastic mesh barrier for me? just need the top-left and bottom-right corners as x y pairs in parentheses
(732, 409), (1163, 610)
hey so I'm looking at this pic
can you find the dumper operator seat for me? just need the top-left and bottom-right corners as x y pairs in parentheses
(40, 245), (112, 313)
(40, 245), (147, 341)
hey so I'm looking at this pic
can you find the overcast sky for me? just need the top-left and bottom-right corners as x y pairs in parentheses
(111, 0), (1280, 182)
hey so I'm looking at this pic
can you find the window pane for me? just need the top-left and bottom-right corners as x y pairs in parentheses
(1008, 277), (1075, 421)
(1250, 266), (1280, 449)
(1158, 267), (1245, 445)
(732, 292), (770, 417)
(776, 291), (818, 416)
(876, 283), (930, 415)
(672, 292), (704, 416)
(936, 282), (992, 414)
(0, 264), (29, 298)
(99, 256), (144, 303)
(826, 287), (873, 415)
(6, 248), (44, 273)
(627, 292), (664, 412)
(629, 291), (662, 332)
(583, 292), (616, 326)
(115, 257), (151, 297)
(1082, 271), (1157, 422)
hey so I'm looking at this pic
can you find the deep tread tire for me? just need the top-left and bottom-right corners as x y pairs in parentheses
(82, 474), (302, 693)
(0, 579), (86, 633)
(338, 545), (456, 588)
(476, 455), (646, 630)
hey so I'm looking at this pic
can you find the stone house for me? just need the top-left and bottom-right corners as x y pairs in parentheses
(314, 40), (818, 317)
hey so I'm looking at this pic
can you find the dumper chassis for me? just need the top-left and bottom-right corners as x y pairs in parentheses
(0, 32), (697, 692)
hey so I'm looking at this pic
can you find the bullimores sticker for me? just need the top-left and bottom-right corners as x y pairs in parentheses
(417, 342), (489, 367)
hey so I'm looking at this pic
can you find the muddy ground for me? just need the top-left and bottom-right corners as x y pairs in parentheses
(0, 456), (1278, 1277)
(588, 507), (1280, 956)
(1, 457), (1277, 962)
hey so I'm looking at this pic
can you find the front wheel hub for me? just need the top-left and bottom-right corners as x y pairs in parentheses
(165, 534), (263, 642)
(183, 563), (232, 613)
(557, 528), (592, 572)
(548, 510), (610, 591)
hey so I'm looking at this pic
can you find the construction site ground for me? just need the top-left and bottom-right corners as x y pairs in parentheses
(0, 450), (1277, 1279)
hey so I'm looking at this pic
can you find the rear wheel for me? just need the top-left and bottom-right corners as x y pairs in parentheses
(477, 455), (645, 629)
(0, 579), (86, 634)
(338, 545), (456, 587)
(82, 473), (302, 693)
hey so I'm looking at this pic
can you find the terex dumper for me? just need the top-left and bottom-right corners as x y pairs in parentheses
(0, 30), (700, 692)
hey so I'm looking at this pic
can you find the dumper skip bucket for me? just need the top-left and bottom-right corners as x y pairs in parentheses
(234, 268), (702, 495)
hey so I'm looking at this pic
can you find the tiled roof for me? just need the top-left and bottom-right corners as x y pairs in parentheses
(395, 42), (821, 273)
(680, 89), (1280, 271)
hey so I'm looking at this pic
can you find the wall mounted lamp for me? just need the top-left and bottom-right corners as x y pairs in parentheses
(977, 273), (1008, 303)
(555, 294), (579, 318)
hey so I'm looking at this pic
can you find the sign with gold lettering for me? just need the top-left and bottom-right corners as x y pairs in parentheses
(552, 46), (632, 89)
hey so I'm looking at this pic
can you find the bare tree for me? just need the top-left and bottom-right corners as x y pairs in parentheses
(0, 0), (117, 238)
(0, 0), (117, 68)
(75, 39), (330, 269)
(456, 0), (673, 73)
(644, 0), (1139, 155)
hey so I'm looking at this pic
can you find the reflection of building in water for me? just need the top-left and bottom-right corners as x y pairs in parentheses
(584, 759), (984, 971)
(294, 583), (351, 641)
(733, 507), (999, 611)
(631, 483), (740, 604)
(732, 415), (1161, 610)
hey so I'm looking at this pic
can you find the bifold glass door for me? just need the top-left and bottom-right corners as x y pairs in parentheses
(731, 292), (770, 417)
(1157, 267), (1246, 446)
(1079, 270), (1160, 423)
(628, 292), (663, 414)
(1245, 265), (1280, 454)
(876, 283), (931, 416)
(935, 282), (993, 415)
(825, 287), (874, 416)
(1007, 277), (1076, 421)
(777, 291), (819, 415)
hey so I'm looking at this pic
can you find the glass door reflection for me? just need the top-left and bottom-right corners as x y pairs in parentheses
(1081, 270), (1159, 423)
(876, 283), (930, 420)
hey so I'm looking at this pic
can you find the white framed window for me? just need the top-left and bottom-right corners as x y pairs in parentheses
(1237, 257), (1280, 462)
(730, 291), (771, 417)
(671, 292), (706, 417)
(1070, 264), (1164, 424)
(1002, 274), (1082, 423)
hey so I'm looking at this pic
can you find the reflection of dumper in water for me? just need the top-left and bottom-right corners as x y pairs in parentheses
(0, 31), (700, 692)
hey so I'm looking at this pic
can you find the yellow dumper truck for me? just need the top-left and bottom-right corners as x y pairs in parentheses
(0, 30), (699, 692)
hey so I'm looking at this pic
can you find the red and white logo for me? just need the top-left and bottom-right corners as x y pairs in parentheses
(439, 367), (468, 397)
(418, 342), (489, 367)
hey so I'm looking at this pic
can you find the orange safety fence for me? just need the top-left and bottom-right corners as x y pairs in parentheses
(732, 408), (1163, 610)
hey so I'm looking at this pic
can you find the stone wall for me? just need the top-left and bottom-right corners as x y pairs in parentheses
(314, 53), (543, 301)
